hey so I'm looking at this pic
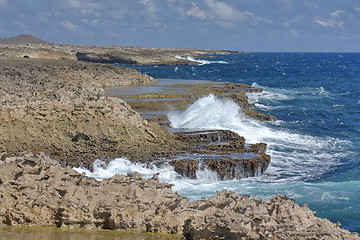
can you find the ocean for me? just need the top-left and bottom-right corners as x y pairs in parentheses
(75, 53), (360, 233)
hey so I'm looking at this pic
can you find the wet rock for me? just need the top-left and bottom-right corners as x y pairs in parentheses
(169, 159), (198, 179)
(168, 130), (270, 180)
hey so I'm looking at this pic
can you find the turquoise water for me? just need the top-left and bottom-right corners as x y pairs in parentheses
(113, 53), (360, 233)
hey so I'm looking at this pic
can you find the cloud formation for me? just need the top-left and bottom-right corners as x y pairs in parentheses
(142, 0), (158, 18)
(315, 9), (344, 28)
(61, 20), (78, 32)
(1, 0), (360, 51)
(204, 0), (247, 22)
(66, 0), (103, 10)
(187, 2), (206, 20)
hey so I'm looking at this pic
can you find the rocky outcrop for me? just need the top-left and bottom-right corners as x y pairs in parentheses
(0, 153), (358, 240)
(0, 58), (185, 168)
(169, 130), (270, 180)
(76, 52), (137, 64)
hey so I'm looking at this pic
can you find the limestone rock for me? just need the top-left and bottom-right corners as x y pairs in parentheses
(0, 58), (184, 167)
(0, 153), (358, 240)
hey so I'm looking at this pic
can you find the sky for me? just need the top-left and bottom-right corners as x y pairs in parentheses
(1, 0), (360, 52)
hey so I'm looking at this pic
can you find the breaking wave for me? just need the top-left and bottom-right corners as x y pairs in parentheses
(175, 55), (228, 65)
(168, 94), (351, 182)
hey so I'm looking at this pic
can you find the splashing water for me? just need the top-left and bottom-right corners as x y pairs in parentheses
(78, 53), (360, 233)
(169, 94), (350, 182)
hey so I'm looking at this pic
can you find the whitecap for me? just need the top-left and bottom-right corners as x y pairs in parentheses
(175, 55), (228, 65)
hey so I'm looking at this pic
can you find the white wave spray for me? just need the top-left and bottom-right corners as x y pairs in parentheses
(74, 90), (352, 201)
(175, 55), (228, 65)
(168, 94), (350, 182)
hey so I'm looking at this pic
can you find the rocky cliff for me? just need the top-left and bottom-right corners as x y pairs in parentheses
(0, 153), (358, 240)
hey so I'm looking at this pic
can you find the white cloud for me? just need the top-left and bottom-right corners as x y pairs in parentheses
(142, 0), (158, 18)
(204, 0), (247, 22)
(315, 19), (343, 28)
(66, 0), (103, 10)
(244, 11), (272, 24)
(201, 0), (269, 28)
(81, 18), (98, 25)
(354, 6), (360, 12)
(330, 9), (344, 18)
(187, 2), (206, 20)
(315, 9), (345, 28)
(61, 20), (78, 32)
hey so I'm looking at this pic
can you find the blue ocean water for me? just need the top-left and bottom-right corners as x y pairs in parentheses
(77, 53), (360, 233)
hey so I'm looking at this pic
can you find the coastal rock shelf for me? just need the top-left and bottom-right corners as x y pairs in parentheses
(0, 153), (358, 240)
(170, 130), (269, 180)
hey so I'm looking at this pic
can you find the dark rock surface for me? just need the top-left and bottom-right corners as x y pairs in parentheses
(169, 130), (270, 180)
(76, 52), (137, 64)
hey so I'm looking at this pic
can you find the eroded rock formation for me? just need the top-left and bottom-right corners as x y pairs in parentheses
(0, 153), (358, 240)
(0, 58), (185, 167)
(170, 130), (270, 180)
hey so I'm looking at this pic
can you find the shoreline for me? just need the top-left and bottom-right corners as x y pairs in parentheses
(0, 42), (359, 239)
(1, 152), (359, 239)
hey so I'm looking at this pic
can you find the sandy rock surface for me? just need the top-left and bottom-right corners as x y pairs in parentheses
(0, 153), (358, 240)
(0, 58), (184, 167)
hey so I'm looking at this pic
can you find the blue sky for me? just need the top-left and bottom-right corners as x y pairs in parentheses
(1, 0), (360, 52)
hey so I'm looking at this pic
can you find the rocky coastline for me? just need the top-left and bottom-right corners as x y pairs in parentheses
(0, 36), (242, 66)
(0, 39), (359, 239)
(1, 152), (358, 239)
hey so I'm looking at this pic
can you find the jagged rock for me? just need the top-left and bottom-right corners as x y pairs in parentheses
(169, 159), (198, 179)
(168, 130), (270, 180)
(0, 153), (358, 240)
